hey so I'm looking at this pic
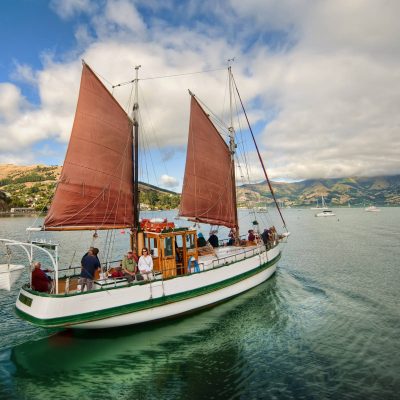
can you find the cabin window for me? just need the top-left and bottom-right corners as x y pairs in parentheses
(175, 235), (183, 248)
(149, 238), (158, 257)
(186, 234), (195, 249)
(164, 237), (173, 257)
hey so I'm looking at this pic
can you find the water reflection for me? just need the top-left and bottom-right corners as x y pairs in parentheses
(4, 278), (280, 400)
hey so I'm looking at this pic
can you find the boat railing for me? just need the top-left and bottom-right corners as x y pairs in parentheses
(52, 242), (278, 294)
(58, 242), (279, 279)
(198, 243), (275, 272)
(57, 259), (123, 277)
(218, 234), (247, 246)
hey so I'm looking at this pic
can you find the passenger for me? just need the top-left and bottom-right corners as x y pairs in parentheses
(110, 263), (124, 278)
(79, 249), (101, 291)
(31, 262), (52, 293)
(81, 246), (94, 265)
(92, 247), (100, 260)
(261, 228), (270, 246)
(208, 231), (219, 248)
(188, 256), (200, 273)
(197, 232), (207, 247)
(248, 229), (256, 243)
(227, 228), (236, 246)
(138, 247), (154, 280)
(175, 241), (183, 263)
(270, 226), (278, 245)
(122, 250), (137, 282)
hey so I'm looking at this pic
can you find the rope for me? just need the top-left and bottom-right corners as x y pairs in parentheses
(232, 74), (288, 231)
(112, 68), (226, 88)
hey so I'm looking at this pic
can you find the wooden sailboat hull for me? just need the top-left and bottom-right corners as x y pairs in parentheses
(15, 245), (280, 329)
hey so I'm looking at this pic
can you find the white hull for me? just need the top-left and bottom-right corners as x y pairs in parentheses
(0, 264), (25, 291)
(365, 206), (380, 212)
(315, 211), (335, 217)
(15, 245), (280, 329)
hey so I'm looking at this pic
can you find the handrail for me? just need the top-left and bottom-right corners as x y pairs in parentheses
(0, 238), (59, 292)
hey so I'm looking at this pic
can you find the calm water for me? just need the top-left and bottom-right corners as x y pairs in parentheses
(0, 209), (399, 400)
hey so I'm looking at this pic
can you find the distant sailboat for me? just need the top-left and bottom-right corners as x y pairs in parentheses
(314, 196), (335, 217)
(315, 209), (335, 217)
(365, 206), (380, 212)
(311, 196), (329, 210)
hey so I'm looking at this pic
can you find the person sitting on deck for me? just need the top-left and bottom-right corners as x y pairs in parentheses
(188, 256), (200, 273)
(227, 228), (236, 246)
(138, 247), (153, 281)
(31, 262), (52, 293)
(197, 232), (207, 247)
(248, 229), (256, 243)
(261, 228), (270, 246)
(208, 231), (219, 248)
(122, 251), (137, 282)
(110, 263), (124, 278)
(79, 249), (101, 291)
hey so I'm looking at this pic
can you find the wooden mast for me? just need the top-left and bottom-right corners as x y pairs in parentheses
(228, 63), (239, 244)
(131, 65), (141, 251)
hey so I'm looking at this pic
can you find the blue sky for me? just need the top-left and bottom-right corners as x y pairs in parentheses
(1, 0), (399, 191)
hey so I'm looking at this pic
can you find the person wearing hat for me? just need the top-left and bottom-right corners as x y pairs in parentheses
(122, 250), (137, 282)
(197, 232), (207, 247)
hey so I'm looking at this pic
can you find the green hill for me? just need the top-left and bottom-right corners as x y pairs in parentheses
(0, 164), (179, 211)
(238, 175), (400, 207)
(1, 164), (399, 210)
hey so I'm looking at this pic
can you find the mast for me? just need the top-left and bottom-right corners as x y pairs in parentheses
(228, 63), (239, 243)
(131, 65), (141, 251)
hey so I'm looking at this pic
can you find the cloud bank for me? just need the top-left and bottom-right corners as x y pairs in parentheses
(0, 0), (399, 184)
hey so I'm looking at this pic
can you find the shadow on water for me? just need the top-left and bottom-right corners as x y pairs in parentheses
(1, 278), (285, 400)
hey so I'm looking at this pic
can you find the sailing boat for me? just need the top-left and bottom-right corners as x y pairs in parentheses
(314, 196), (335, 217)
(310, 196), (329, 210)
(365, 205), (380, 212)
(1, 62), (286, 329)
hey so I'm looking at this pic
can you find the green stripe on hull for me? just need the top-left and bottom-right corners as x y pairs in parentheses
(16, 253), (280, 328)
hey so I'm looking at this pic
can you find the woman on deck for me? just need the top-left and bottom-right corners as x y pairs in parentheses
(138, 248), (154, 281)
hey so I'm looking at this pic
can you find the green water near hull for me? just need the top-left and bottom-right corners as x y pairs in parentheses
(1, 209), (400, 399)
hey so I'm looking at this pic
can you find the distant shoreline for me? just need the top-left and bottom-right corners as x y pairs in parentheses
(0, 211), (42, 216)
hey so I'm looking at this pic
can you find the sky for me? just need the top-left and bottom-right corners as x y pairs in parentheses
(0, 0), (399, 191)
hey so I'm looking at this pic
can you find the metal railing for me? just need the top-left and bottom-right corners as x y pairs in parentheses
(55, 242), (278, 294)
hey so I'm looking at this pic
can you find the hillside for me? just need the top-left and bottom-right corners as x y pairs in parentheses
(1, 164), (399, 211)
(0, 164), (179, 211)
(238, 175), (400, 207)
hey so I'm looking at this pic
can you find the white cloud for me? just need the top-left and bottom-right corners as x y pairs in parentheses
(160, 174), (179, 188)
(50, 0), (96, 19)
(0, 83), (26, 122)
(1, 0), (399, 182)
(10, 63), (37, 85)
(105, 0), (146, 33)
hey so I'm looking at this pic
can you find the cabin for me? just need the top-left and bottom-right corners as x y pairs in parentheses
(142, 227), (198, 278)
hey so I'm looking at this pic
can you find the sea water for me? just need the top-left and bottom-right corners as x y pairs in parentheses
(0, 208), (399, 400)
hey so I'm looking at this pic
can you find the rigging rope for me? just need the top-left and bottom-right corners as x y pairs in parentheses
(112, 68), (226, 88)
(231, 74), (288, 232)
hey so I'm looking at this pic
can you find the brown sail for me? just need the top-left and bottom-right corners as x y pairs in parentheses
(44, 63), (134, 230)
(179, 95), (237, 228)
